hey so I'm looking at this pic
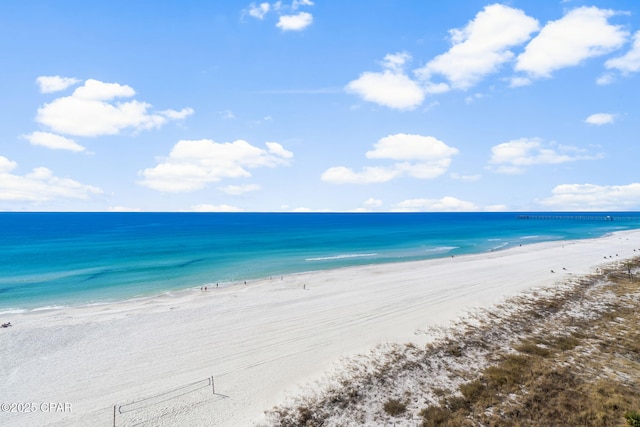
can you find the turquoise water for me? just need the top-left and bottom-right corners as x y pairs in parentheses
(1, 212), (638, 312)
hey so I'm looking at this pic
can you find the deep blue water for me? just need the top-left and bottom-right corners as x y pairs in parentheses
(1, 212), (639, 311)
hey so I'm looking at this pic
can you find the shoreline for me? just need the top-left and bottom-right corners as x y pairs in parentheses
(1, 229), (640, 426)
(0, 227), (631, 315)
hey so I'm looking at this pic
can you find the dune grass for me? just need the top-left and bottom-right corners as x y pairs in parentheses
(265, 258), (640, 426)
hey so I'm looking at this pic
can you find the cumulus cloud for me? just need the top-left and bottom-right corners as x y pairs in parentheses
(321, 166), (401, 184)
(246, 2), (270, 19)
(416, 4), (539, 90)
(596, 72), (616, 85)
(277, 12), (313, 31)
(539, 183), (640, 210)
(584, 113), (615, 125)
(515, 7), (628, 78)
(244, 1), (314, 30)
(605, 30), (640, 74)
(139, 139), (293, 192)
(292, 0), (313, 9)
(0, 156), (102, 202)
(488, 138), (601, 174)
(345, 71), (424, 110)
(23, 131), (86, 152)
(36, 75), (80, 93)
(348, 5), (633, 107)
(266, 141), (294, 158)
(34, 78), (193, 137)
(322, 133), (458, 184)
(366, 133), (459, 160)
(345, 52), (424, 110)
(393, 196), (478, 212)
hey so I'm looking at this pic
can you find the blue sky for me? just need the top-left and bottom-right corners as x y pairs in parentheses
(1, 0), (639, 212)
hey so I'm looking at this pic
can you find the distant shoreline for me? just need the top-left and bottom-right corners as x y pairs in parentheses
(2, 219), (638, 314)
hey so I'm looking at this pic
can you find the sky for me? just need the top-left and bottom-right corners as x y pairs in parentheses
(1, 0), (640, 212)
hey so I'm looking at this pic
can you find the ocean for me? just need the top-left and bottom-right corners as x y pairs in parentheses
(1, 212), (639, 312)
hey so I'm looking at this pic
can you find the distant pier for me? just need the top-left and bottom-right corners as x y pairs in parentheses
(517, 214), (640, 222)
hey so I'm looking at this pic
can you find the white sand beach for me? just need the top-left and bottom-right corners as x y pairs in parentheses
(1, 229), (639, 427)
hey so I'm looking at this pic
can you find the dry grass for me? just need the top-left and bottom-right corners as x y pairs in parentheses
(265, 258), (640, 427)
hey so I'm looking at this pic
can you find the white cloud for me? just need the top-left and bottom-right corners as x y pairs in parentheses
(244, 1), (313, 30)
(219, 184), (261, 195)
(35, 79), (193, 137)
(72, 79), (135, 100)
(515, 7), (628, 78)
(191, 204), (244, 212)
(393, 196), (478, 212)
(345, 70), (424, 110)
(488, 138), (601, 174)
(366, 133), (459, 160)
(246, 2), (271, 19)
(276, 12), (313, 31)
(23, 131), (86, 152)
(605, 30), (640, 74)
(321, 166), (401, 184)
(36, 76), (80, 93)
(539, 183), (640, 210)
(291, 0), (313, 10)
(415, 4), (539, 90)
(266, 141), (293, 158)
(450, 172), (482, 182)
(345, 53), (424, 110)
(584, 113), (615, 125)
(108, 206), (143, 212)
(0, 156), (102, 202)
(159, 108), (195, 120)
(0, 156), (18, 174)
(322, 133), (458, 184)
(139, 139), (293, 192)
(380, 52), (412, 73)
(596, 72), (616, 85)
(509, 76), (532, 87)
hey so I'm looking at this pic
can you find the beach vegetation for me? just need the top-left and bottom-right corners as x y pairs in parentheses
(382, 398), (406, 416)
(626, 410), (640, 426)
(266, 257), (640, 427)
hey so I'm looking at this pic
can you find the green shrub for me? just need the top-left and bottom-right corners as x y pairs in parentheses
(626, 410), (640, 427)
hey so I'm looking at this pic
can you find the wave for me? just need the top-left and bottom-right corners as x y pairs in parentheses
(490, 242), (510, 250)
(425, 246), (459, 252)
(305, 253), (378, 262)
(30, 305), (67, 312)
(0, 308), (27, 315)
